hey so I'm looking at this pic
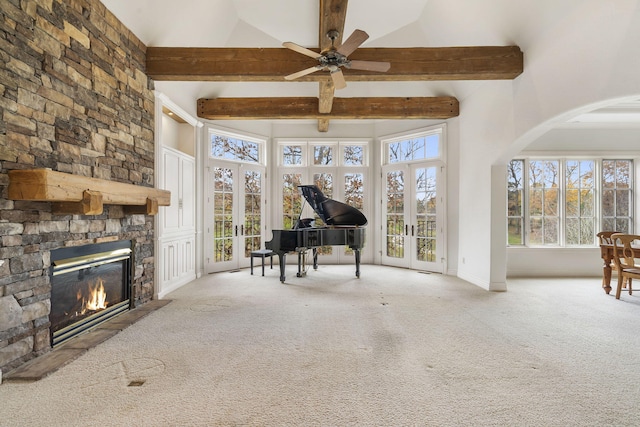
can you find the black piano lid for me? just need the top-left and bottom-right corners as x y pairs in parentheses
(298, 185), (367, 227)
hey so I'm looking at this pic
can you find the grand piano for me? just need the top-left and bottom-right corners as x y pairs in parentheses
(265, 185), (367, 282)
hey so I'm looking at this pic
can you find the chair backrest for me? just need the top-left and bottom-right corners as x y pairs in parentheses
(597, 231), (618, 246)
(611, 233), (640, 269)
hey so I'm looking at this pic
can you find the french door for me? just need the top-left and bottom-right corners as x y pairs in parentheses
(206, 160), (265, 273)
(381, 162), (445, 272)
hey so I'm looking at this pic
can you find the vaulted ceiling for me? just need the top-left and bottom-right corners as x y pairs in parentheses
(102, 0), (640, 133)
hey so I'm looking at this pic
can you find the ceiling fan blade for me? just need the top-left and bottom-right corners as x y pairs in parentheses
(348, 60), (391, 73)
(283, 42), (322, 59)
(331, 69), (347, 90)
(285, 65), (323, 80)
(336, 29), (369, 57)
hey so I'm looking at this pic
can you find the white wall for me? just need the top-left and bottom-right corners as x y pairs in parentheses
(507, 247), (604, 277)
(456, 82), (516, 290)
(161, 114), (180, 149)
(476, 1), (640, 289)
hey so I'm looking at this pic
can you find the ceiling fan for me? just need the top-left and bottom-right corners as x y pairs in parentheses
(283, 29), (391, 90)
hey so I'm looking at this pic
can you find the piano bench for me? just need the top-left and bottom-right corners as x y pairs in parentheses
(250, 249), (275, 276)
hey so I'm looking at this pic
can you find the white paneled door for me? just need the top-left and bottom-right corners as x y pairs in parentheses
(206, 160), (265, 273)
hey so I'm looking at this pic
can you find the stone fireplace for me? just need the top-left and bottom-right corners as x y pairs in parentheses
(0, 0), (159, 374)
(49, 240), (133, 347)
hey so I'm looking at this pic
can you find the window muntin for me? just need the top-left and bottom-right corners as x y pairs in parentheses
(507, 158), (633, 247)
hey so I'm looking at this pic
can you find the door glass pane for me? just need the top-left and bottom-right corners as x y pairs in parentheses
(386, 171), (405, 258)
(344, 173), (364, 255)
(213, 167), (233, 262)
(416, 167), (437, 262)
(313, 173), (333, 254)
(283, 173), (303, 229)
(244, 170), (262, 257)
(345, 173), (364, 209)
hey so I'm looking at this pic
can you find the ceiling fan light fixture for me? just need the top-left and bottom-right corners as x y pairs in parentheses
(282, 26), (390, 89)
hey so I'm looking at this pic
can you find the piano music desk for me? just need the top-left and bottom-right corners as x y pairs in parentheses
(250, 249), (275, 276)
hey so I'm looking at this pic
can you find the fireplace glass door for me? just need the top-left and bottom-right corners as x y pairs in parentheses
(50, 241), (132, 346)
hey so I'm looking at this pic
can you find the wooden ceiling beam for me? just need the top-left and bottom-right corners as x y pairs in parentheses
(320, 0), (347, 52)
(197, 97), (459, 120)
(146, 46), (523, 81)
(316, 0), (344, 129)
(318, 80), (335, 113)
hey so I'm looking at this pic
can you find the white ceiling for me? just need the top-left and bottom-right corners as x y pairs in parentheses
(101, 0), (640, 132)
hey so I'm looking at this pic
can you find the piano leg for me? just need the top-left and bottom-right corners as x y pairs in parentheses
(297, 251), (304, 277)
(277, 252), (287, 283)
(312, 248), (318, 270)
(354, 248), (361, 278)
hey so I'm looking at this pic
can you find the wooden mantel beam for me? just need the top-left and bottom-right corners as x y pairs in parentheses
(146, 46), (523, 82)
(197, 97), (459, 120)
(8, 169), (170, 215)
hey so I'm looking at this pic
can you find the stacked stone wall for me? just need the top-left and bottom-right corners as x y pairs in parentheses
(0, 0), (156, 373)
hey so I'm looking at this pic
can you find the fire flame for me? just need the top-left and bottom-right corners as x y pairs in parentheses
(78, 278), (109, 314)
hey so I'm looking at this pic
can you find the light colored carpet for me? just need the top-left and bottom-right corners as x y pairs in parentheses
(2, 265), (640, 426)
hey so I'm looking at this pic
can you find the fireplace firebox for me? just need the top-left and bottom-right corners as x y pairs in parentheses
(50, 240), (133, 347)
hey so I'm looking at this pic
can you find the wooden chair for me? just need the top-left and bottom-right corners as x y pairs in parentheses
(597, 231), (617, 246)
(597, 231), (619, 292)
(611, 233), (640, 299)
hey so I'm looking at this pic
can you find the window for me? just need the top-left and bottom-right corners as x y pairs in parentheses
(282, 145), (303, 166)
(507, 160), (524, 245)
(529, 160), (560, 245)
(282, 173), (303, 229)
(602, 160), (633, 232)
(565, 160), (595, 245)
(507, 158), (633, 246)
(209, 129), (264, 164)
(276, 140), (369, 255)
(384, 128), (442, 164)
